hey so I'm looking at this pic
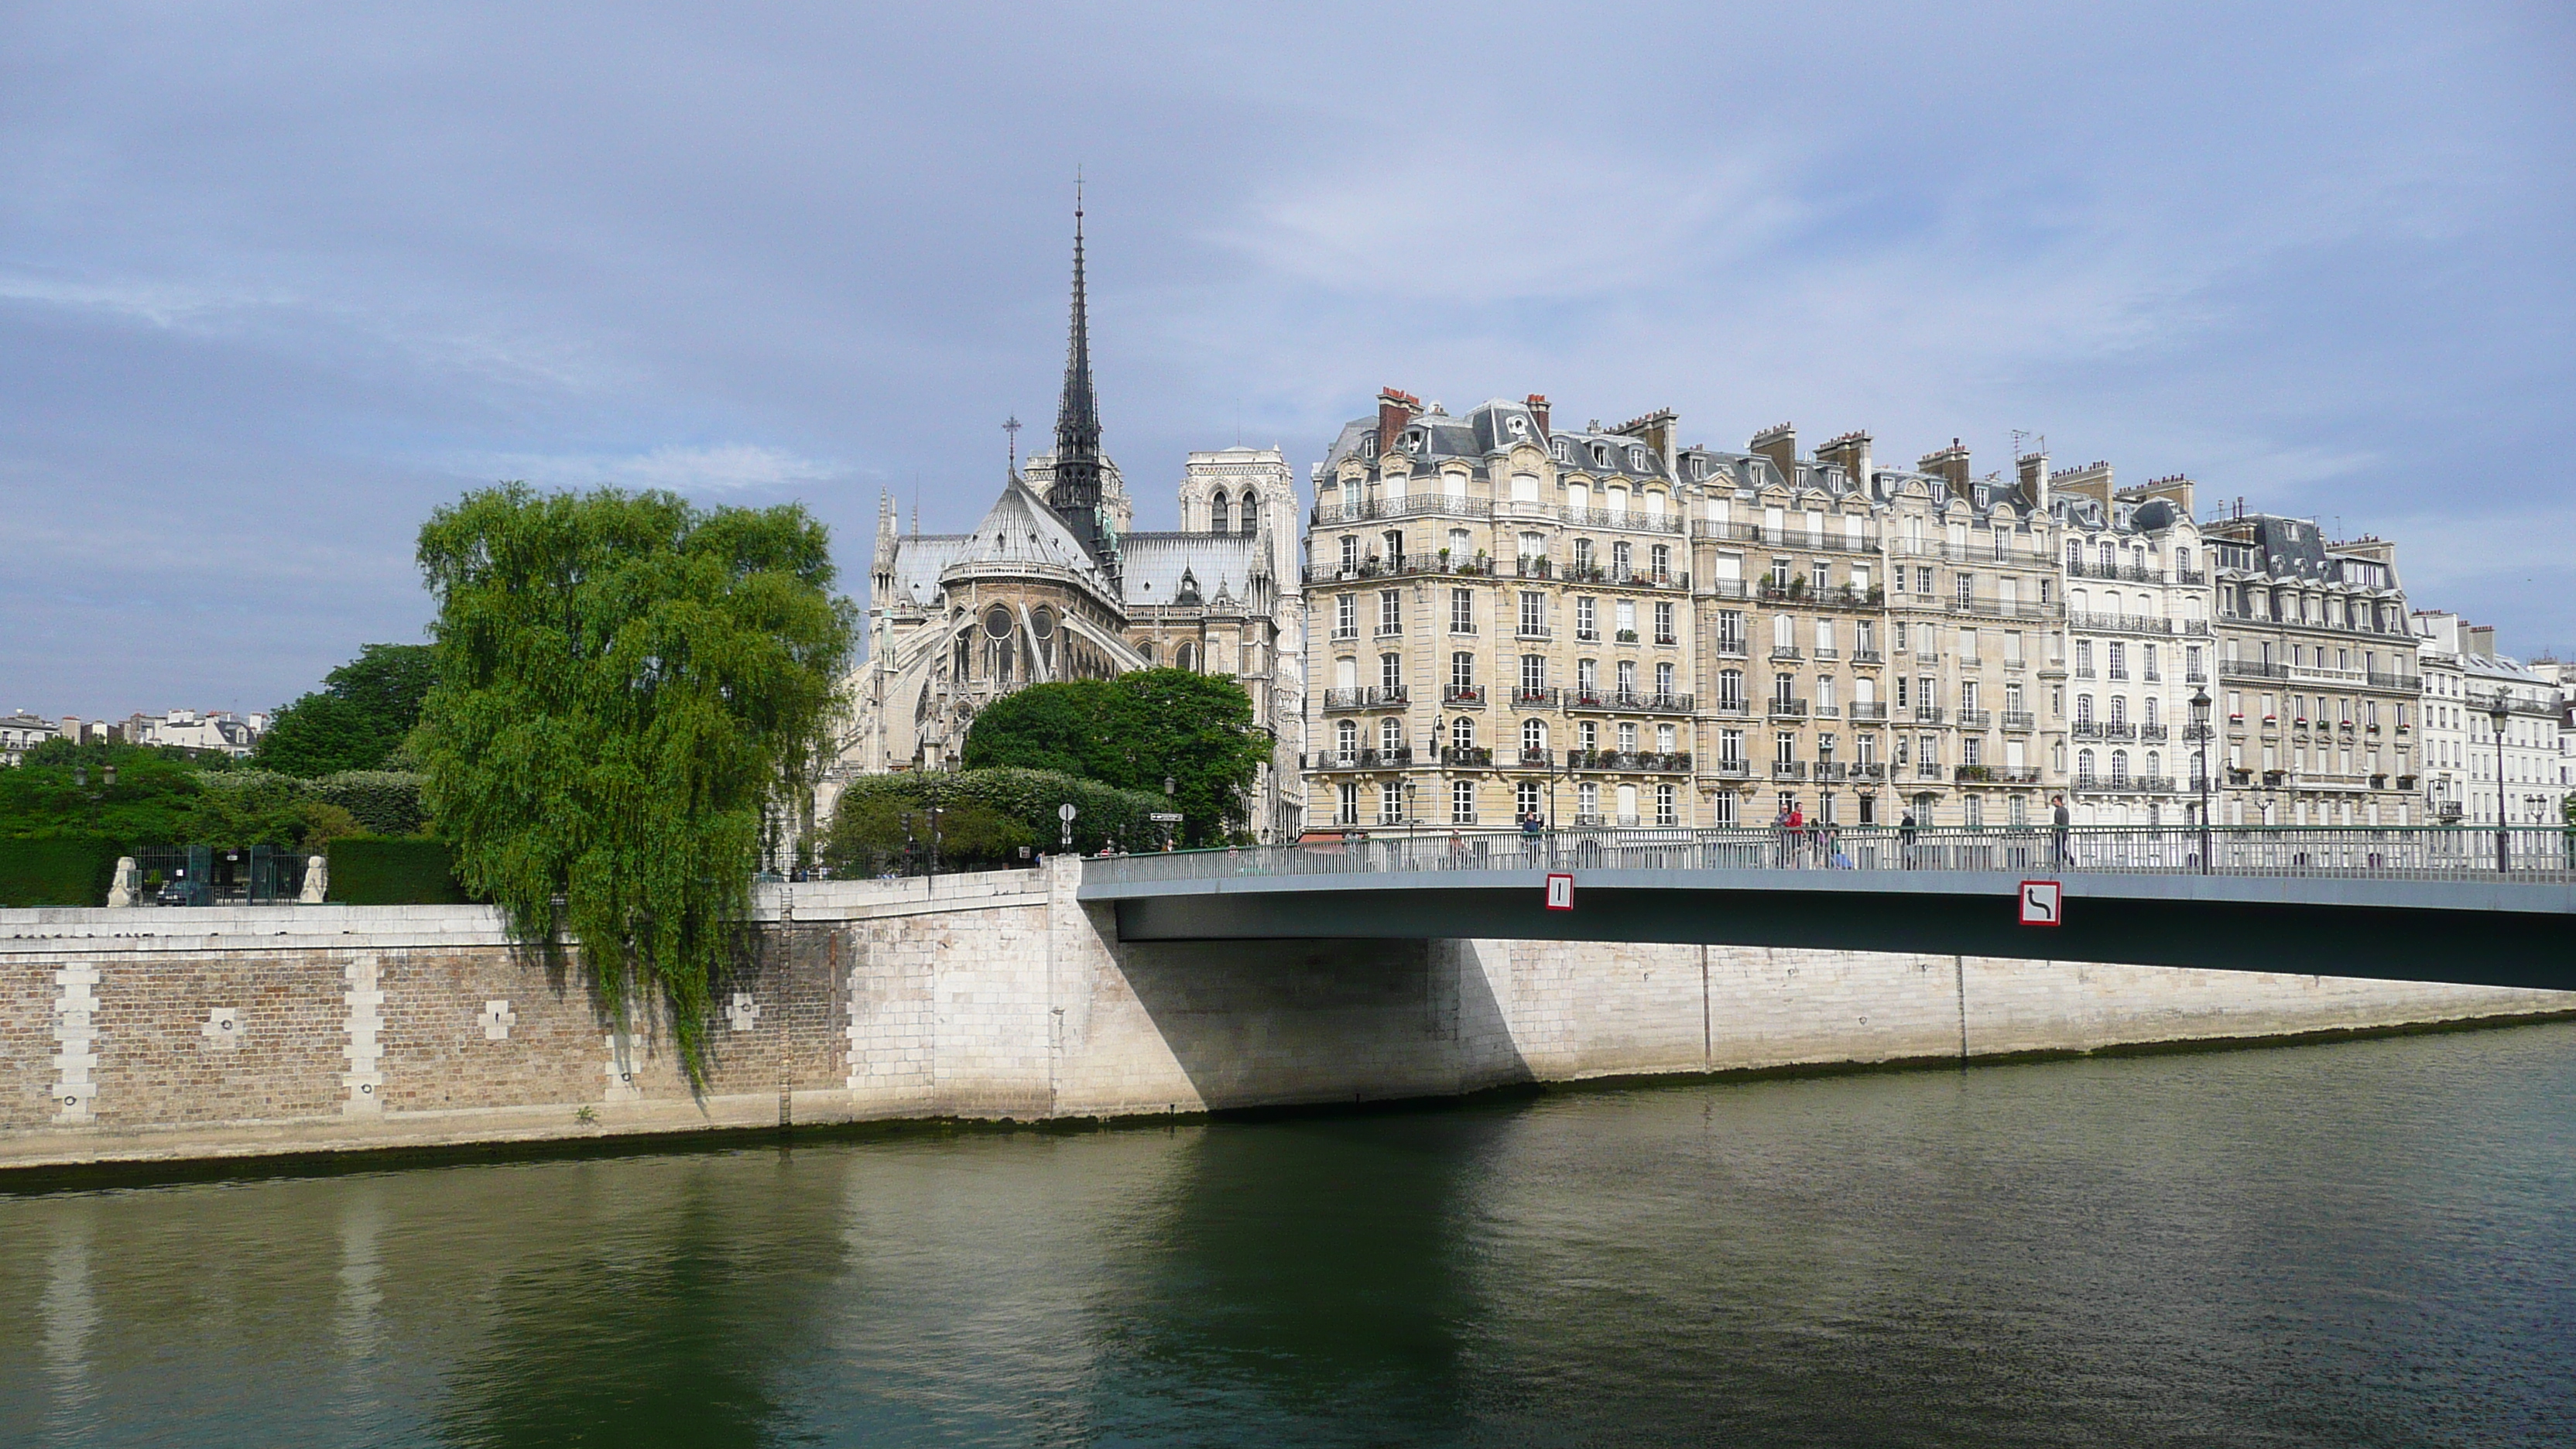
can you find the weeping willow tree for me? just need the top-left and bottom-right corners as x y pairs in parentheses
(413, 485), (855, 1076)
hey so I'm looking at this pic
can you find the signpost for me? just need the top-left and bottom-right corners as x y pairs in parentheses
(1058, 802), (1077, 850)
(1544, 872), (1574, 911)
(2018, 879), (2062, 927)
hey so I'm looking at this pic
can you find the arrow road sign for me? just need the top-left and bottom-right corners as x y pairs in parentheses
(2019, 879), (2062, 927)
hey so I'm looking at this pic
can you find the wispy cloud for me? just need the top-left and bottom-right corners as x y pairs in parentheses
(443, 444), (844, 494)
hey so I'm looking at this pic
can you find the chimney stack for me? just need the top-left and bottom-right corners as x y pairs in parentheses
(1816, 431), (1873, 494)
(2015, 448), (2050, 512)
(1375, 387), (1420, 459)
(1749, 422), (1797, 485)
(1525, 394), (1550, 438)
(1917, 438), (1972, 501)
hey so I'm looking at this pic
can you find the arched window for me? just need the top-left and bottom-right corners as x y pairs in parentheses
(2109, 696), (2127, 727)
(1451, 717), (1474, 750)
(1211, 494), (1229, 533)
(1177, 642), (1196, 672)
(1522, 718), (1547, 754)
(1379, 718), (1403, 755)
(1336, 719), (1358, 756)
(2110, 749), (2130, 784)
(1239, 491), (1258, 535)
(2078, 748), (2097, 781)
(2146, 750), (2162, 780)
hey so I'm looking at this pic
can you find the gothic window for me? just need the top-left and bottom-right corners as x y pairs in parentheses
(1211, 494), (1229, 533)
(1177, 642), (1197, 672)
(1239, 491), (1258, 536)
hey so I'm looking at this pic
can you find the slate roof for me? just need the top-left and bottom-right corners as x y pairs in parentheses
(1120, 533), (1264, 608)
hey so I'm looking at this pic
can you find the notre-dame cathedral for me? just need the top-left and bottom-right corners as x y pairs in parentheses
(834, 205), (1307, 841)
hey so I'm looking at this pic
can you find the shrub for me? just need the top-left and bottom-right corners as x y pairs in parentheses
(825, 767), (1169, 875)
(305, 771), (427, 836)
(0, 837), (124, 907)
(324, 836), (472, 904)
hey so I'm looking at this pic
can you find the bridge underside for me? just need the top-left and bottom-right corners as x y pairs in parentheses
(1094, 872), (2576, 994)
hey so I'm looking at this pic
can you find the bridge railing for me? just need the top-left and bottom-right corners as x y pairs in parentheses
(1084, 825), (2576, 886)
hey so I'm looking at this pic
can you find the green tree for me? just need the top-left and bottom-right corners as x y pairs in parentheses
(411, 485), (855, 1074)
(821, 766), (1166, 875)
(962, 670), (1269, 844)
(0, 745), (206, 842)
(255, 643), (437, 775)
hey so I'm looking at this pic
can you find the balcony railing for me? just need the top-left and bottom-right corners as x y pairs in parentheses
(2001, 711), (2036, 732)
(2072, 721), (2139, 742)
(1440, 746), (1492, 768)
(1511, 687), (1560, 709)
(1958, 708), (1993, 730)
(1566, 750), (1693, 773)
(1771, 761), (1807, 781)
(1954, 766), (2043, 785)
(1769, 697), (1809, 719)
(1323, 687), (1408, 711)
(1307, 748), (1413, 771)
(1910, 706), (1947, 726)
(1444, 685), (1486, 707)
(1849, 702), (1890, 721)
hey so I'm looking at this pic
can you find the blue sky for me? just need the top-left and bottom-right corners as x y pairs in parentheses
(4, 2), (2570, 717)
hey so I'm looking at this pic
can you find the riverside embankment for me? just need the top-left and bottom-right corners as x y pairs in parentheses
(5, 856), (2568, 1172)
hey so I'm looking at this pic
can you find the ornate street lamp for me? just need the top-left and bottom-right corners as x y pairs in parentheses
(2489, 694), (2512, 872)
(2192, 685), (2213, 874)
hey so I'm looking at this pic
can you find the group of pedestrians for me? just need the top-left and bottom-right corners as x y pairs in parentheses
(1768, 805), (1855, 869)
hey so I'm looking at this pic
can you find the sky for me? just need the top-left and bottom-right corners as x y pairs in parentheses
(4, 2), (2571, 718)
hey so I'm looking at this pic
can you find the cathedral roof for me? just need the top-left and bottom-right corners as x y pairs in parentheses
(951, 474), (1111, 581)
(1121, 532), (1263, 609)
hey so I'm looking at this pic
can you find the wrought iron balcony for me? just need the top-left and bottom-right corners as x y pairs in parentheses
(1444, 684), (1486, 707)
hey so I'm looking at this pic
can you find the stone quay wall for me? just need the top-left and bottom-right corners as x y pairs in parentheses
(2, 858), (2565, 1170)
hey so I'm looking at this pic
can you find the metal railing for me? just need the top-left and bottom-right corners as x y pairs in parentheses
(1089, 826), (2576, 884)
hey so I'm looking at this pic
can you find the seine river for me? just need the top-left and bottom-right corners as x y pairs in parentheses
(3, 1023), (2570, 1447)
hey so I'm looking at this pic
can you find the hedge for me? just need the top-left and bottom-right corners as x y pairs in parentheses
(0, 837), (124, 907)
(305, 771), (426, 836)
(324, 835), (473, 905)
(831, 767), (1170, 866)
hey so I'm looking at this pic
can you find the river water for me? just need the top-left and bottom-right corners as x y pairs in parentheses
(3, 1022), (2570, 1447)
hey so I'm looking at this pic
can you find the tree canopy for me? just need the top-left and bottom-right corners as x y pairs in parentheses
(255, 643), (437, 776)
(410, 485), (855, 1074)
(960, 670), (1268, 845)
(0, 745), (365, 852)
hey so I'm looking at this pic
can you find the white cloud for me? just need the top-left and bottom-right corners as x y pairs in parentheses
(443, 443), (844, 493)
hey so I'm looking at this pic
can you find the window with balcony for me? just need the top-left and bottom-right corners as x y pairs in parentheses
(1451, 588), (1474, 633)
(1577, 658), (1599, 693)
(1718, 669), (1745, 711)
(1615, 659), (1638, 694)
(1612, 541), (1633, 575)
(1574, 596), (1598, 640)
(1380, 717), (1403, 755)
(1651, 543), (1671, 578)
(1336, 719), (1358, 756)
(1656, 661), (1676, 697)
(1716, 609), (1745, 654)
(1451, 653), (1475, 691)
(1379, 654), (1403, 690)
(1615, 598), (1636, 638)
(1572, 538), (1595, 571)
(1378, 590), (1401, 635)
(1451, 717), (1474, 751)
(1654, 601), (1676, 644)
(2074, 639), (2095, 678)
(1334, 594), (1358, 639)
(2108, 641), (2128, 680)
(1519, 593), (1547, 635)
(1520, 655), (1545, 692)
(1340, 535), (1359, 570)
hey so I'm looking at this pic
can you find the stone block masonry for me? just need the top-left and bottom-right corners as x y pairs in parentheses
(0, 865), (2567, 1172)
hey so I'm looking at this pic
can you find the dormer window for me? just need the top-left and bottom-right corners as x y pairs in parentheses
(1591, 443), (1608, 467)
(1629, 446), (1647, 471)
(1361, 436), (1376, 459)
(1506, 416), (1529, 438)
(1550, 437), (1570, 462)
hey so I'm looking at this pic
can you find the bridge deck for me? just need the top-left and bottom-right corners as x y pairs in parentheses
(1081, 829), (2576, 992)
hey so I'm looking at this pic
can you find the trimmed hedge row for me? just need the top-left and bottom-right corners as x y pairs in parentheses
(324, 836), (472, 905)
(832, 768), (1171, 863)
(197, 769), (427, 838)
(0, 837), (123, 907)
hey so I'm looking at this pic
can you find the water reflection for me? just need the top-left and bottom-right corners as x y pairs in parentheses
(0, 1023), (2566, 1447)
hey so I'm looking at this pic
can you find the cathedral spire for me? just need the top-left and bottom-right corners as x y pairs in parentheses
(1048, 180), (1115, 574)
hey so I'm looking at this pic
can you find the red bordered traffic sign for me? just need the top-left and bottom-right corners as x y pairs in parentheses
(2018, 879), (2062, 927)
(1544, 873), (1574, 911)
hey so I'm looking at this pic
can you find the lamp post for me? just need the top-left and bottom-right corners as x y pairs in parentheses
(2489, 695), (2511, 872)
(1424, 715), (1443, 844)
(1163, 775), (1177, 851)
(2192, 686), (2212, 874)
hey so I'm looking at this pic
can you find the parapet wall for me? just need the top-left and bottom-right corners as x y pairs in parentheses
(2, 858), (2564, 1170)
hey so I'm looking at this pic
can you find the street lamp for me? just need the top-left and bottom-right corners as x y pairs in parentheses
(2489, 694), (2512, 872)
(2192, 685), (2212, 874)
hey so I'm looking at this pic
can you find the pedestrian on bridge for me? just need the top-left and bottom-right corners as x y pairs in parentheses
(2052, 795), (2071, 869)
(1899, 806), (1919, 868)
